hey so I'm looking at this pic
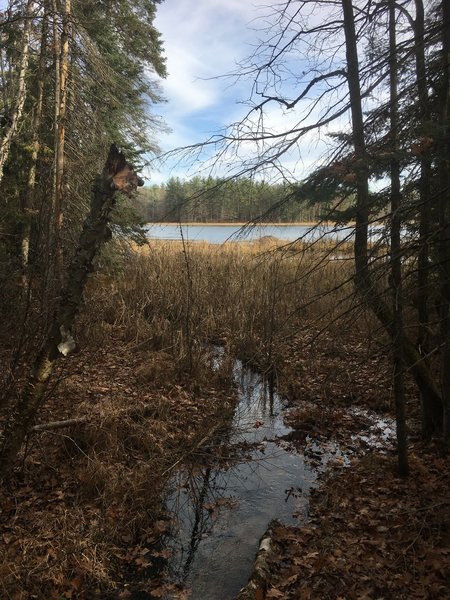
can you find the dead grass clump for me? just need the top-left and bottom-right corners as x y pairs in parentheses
(0, 331), (238, 599)
(0, 485), (116, 599)
(76, 458), (163, 539)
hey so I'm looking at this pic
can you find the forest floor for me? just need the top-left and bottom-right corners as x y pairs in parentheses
(0, 331), (236, 600)
(0, 322), (449, 599)
(259, 327), (450, 600)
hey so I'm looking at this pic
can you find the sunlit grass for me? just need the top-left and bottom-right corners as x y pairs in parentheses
(84, 237), (356, 374)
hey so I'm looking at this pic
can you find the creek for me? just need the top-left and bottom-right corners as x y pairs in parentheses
(162, 354), (395, 599)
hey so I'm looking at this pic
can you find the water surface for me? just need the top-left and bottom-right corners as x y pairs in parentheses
(162, 356), (395, 599)
(165, 360), (314, 599)
(146, 223), (354, 244)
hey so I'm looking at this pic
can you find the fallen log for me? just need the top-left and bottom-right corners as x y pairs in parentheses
(237, 520), (280, 600)
(30, 403), (158, 432)
(32, 417), (88, 431)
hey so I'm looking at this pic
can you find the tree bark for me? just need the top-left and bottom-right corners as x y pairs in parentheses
(438, 0), (450, 440)
(0, 0), (33, 185)
(0, 145), (143, 478)
(389, 0), (408, 475)
(413, 0), (438, 437)
(20, 6), (49, 284)
(53, 0), (71, 284)
(341, 0), (443, 437)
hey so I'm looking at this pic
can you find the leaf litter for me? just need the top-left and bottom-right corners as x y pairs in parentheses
(1, 322), (449, 599)
(252, 326), (450, 600)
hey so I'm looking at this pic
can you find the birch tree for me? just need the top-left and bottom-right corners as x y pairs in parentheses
(0, 0), (33, 184)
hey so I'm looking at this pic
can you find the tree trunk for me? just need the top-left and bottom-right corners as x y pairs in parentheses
(341, 0), (442, 438)
(389, 0), (408, 475)
(53, 0), (71, 284)
(438, 0), (450, 440)
(413, 0), (437, 437)
(0, 145), (143, 478)
(20, 6), (49, 284)
(0, 0), (33, 184)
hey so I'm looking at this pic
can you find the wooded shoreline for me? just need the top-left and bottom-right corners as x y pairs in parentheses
(146, 221), (327, 227)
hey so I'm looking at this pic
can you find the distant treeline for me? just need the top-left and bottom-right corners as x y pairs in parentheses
(136, 177), (325, 223)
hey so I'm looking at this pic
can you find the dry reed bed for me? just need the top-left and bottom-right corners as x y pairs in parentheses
(86, 238), (356, 372)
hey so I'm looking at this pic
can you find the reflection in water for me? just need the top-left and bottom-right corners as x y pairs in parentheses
(162, 355), (396, 599)
(165, 358), (314, 600)
(177, 467), (212, 583)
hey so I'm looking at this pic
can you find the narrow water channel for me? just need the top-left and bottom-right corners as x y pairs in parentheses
(165, 358), (315, 599)
(162, 355), (395, 599)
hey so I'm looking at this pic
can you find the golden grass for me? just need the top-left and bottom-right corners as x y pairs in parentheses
(86, 238), (356, 374)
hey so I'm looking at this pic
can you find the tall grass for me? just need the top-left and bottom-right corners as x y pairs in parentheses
(84, 237), (355, 376)
(0, 237), (357, 598)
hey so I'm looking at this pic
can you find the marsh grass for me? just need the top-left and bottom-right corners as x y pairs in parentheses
(83, 237), (356, 376)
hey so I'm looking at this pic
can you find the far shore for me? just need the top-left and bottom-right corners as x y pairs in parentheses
(145, 221), (335, 227)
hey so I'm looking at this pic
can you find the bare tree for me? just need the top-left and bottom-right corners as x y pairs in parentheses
(158, 0), (447, 450)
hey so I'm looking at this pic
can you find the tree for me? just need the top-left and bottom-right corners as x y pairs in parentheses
(388, 0), (408, 475)
(437, 0), (450, 437)
(0, 145), (143, 477)
(0, 0), (33, 184)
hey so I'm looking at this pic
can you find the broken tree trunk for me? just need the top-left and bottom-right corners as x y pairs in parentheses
(0, 144), (143, 478)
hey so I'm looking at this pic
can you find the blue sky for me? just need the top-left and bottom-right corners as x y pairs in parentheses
(0, 0), (345, 185)
(151, 0), (269, 183)
(150, 0), (347, 185)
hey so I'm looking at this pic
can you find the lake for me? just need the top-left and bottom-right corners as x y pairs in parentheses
(145, 223), (355, 244)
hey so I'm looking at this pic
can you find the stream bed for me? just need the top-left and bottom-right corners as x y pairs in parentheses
(161, 355), (395, 599)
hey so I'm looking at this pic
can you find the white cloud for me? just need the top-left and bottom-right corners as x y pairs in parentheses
(151, 0), (350, 184)
(154, 0), (267, 148)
